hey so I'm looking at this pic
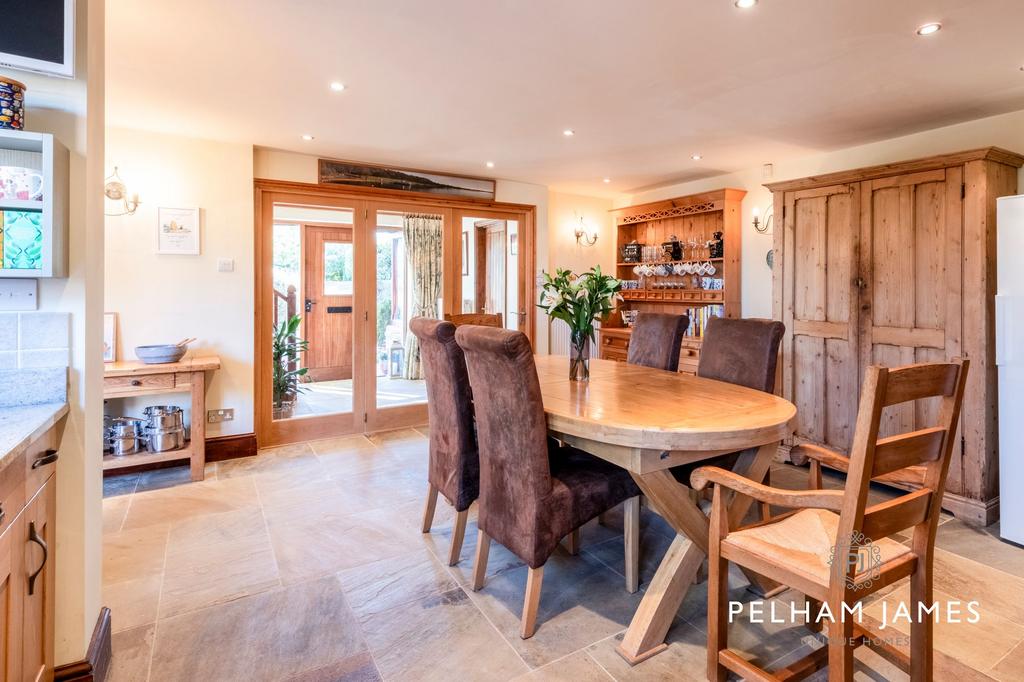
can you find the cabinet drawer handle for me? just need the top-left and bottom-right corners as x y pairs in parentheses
(131, 379), (142, 386)
(27, 521), (47, 596)
(32, 450), (59, 469)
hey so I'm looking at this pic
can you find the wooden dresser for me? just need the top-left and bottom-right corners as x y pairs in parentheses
(0, 405), (65, 682)
(600, 188), (745, 369)
(767, 147), (1024, 526)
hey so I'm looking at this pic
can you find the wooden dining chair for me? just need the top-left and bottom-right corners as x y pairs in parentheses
(444, 312), (504, 328)
(627, 312), (690, 371)
(691, 359), (969, 681)
(409, 317), (479, 566)
(455, 325), (642, 638)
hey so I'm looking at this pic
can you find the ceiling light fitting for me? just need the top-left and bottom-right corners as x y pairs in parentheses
(691, 153), (702, 161)
(485, 161), (495, 168)
(301, 134), (314, 141)
(916, 22), (942, 36)
(734, 0), (757, 8)
(329, 81), (346, 92)
(563, 129), (575, 137)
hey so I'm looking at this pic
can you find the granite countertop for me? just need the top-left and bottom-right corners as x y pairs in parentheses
(0, 402), (69, 470)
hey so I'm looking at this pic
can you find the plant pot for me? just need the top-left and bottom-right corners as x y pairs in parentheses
(569, 331), (590, 382)
(273, 395), (296, 420)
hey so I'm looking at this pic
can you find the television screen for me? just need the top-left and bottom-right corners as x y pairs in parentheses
(0, 0), (75, 78)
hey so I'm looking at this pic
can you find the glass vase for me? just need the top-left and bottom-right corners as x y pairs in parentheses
(569, 331), (590, 382)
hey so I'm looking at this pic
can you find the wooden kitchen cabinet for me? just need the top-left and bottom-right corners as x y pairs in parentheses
(768, 147), (1024, 526)
(0, 421), (60, 682)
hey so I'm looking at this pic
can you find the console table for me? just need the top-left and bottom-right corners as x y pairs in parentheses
(102, 356), (221, 480)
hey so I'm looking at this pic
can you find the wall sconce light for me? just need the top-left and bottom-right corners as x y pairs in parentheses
(574, 213), (598, 246)
(104, 167), (141, 216)
(752, 205), (773, 234)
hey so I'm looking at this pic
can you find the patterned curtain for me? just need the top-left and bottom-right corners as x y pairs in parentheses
(403, 213), (443, 379)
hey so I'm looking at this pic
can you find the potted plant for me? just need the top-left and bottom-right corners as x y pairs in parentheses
(272, 314), (309, 419)
(538, 266), (621, 381)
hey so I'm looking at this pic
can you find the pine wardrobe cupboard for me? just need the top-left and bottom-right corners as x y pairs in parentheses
(768, 147), (1023, 526)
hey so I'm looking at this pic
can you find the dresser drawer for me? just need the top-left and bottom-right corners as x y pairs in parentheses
(601, 335), (630, 352)
(104, 373), (174, 394)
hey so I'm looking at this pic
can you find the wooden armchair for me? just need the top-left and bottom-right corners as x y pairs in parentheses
(692, 359), (969, 681)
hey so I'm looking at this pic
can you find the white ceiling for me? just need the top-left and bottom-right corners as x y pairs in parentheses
(106, 0), (1024, 197)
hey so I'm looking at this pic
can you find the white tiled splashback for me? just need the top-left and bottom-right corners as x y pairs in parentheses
(0, 312), (71, 369)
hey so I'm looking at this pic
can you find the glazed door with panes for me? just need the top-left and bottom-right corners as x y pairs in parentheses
(303, 226), (355, 382)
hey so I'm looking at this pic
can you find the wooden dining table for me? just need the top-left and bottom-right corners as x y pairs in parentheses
(534, 355), (796, 665)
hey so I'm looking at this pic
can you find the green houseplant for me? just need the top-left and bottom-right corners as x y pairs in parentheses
(272, 314), (309, 419)
(538, 266), (622, 381)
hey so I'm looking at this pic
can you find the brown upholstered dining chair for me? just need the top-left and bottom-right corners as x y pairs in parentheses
(444, 312), (504, 328)
(692, 359), (969, 681)
(670, 317), (785, 501)
(626, 312), (689, 371)
(409, 317), (479, 566)
(455, 325), (642, 639)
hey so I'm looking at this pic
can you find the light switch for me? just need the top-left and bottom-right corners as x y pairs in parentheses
(217, 258), (235, 272)
(0, 279), (38, 311)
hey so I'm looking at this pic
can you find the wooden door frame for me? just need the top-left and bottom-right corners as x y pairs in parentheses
(452, 207), (535, 336)
(255, 179), (537, 446)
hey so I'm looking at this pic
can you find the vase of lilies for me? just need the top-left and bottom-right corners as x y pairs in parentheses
(538, 266), (622, 381)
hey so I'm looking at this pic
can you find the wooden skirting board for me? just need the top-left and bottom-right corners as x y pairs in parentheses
(55, 607), (111, 682)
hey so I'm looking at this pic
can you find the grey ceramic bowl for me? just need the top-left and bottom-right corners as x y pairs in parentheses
(134, 344), (186, 365)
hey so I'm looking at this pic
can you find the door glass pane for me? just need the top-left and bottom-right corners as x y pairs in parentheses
(461, 216), (519, 330)
(323, 242), (353, 296)
(375, 210), (439, 408)
(270, 204), (356, 420)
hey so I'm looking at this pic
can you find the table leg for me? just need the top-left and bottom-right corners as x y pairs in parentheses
(616, 469), (709, 664)
(615, 442), (783, 665)
(190, 370), (206, 482)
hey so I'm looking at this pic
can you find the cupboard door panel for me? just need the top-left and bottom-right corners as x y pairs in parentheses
(782, 184), (859, 453)
(0, 519), (21, 681)
(860, 170), (963, 489)
(22, 477), (54, 682)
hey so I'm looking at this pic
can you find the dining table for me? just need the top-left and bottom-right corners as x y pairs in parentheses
(533, 354), (797, 665)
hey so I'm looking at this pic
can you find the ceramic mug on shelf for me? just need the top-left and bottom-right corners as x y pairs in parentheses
(0, 166), (44, 201)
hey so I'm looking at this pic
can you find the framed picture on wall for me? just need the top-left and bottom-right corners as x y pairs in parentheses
(103, 312), (117, 363)
(461, 232), (469, 275)
(157, 206), (201, 255)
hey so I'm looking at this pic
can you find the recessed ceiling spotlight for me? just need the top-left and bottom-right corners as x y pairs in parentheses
(691, 153), (703, 160)
(916, 22), (942, 36)
(734, 0), (757, 8)
(301, 134), (314, 141)
(603, 178), (611, 183)
(485, 161), (495, 168)
(329, 81), (346, 92)
(563, 129), (575, 137)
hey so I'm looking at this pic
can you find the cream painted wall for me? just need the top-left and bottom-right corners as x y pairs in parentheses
(105, 128), (255, 436)
(618, 108), (1024, 319)
(253, 148), (553, 353)
(1, 0), (106, 665)
(547, 191), (615, 275)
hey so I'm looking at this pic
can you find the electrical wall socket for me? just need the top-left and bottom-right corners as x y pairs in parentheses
(207, 408), (234, 423)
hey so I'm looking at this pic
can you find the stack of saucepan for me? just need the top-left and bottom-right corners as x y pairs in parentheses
(104, 406), (186, 455)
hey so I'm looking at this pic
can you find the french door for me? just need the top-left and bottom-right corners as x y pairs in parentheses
(257, 183), (536, 446)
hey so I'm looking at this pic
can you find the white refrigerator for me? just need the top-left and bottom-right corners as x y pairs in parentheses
(998, 195), (1024, 544)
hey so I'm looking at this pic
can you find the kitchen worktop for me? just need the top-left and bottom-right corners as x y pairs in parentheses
(0, 402), (68, 471)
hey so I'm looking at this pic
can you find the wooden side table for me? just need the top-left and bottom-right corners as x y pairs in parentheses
(102, 356), (221, 481)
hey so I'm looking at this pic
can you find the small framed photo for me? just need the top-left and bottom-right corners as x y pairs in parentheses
(510, 232), (518, 256)
(103, 313), (117, 363)
(157, 206), (201, 255)
(461, 232), (469, 275)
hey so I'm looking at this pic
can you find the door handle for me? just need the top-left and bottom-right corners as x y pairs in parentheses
(27, 521), (47, 596)
(32, 449), (58, 469)
(305, 298), (315, 313)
